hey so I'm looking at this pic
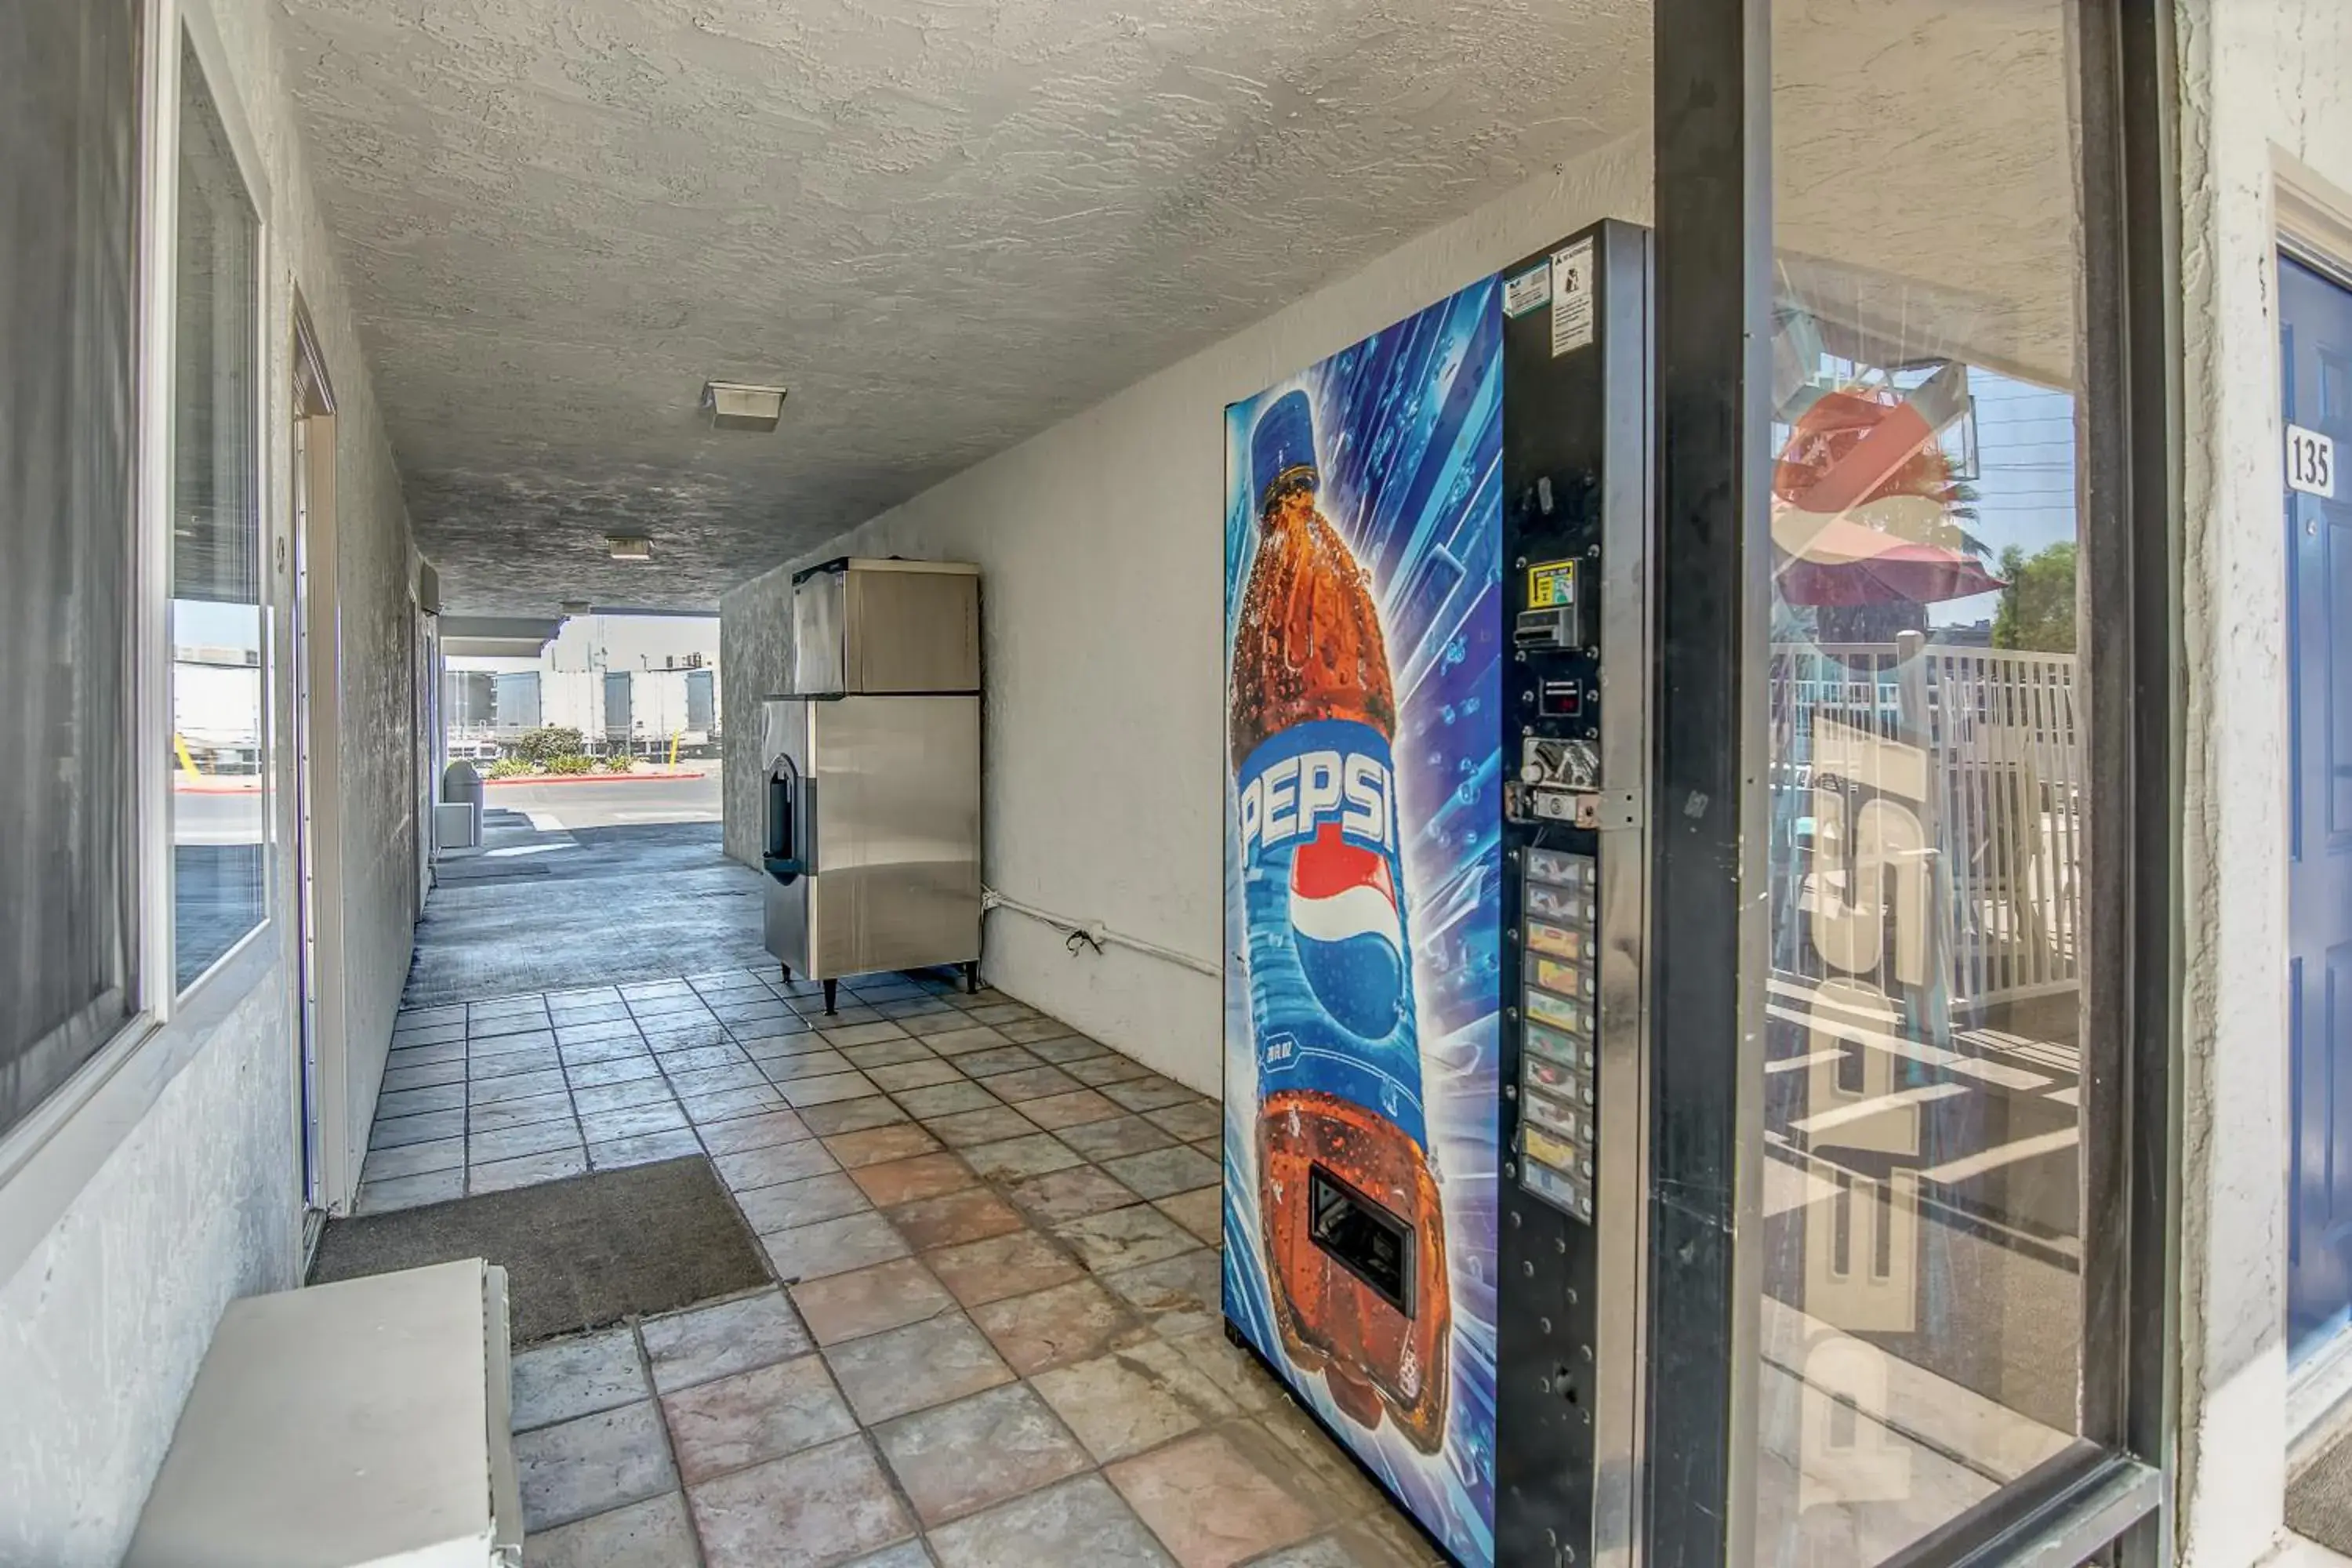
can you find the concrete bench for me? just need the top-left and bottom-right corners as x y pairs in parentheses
(125, 1258), (524, 1567)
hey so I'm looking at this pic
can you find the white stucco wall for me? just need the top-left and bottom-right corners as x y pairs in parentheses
(721, 132), (1653, 1094)
(0, 0), (419, 1558)
(2173, 3), (2352, 1565)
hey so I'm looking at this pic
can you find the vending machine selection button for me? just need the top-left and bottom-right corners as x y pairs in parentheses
(1522, 1123), (1580, 1172)
(1525, 1054), (1578, 1093)
(1525, 882), (1596, 922)
(1517, 834), (1599, 1225)
(1526, 919), (1584, 962)
(1523, 1087), (1581, 1139)
(1523, 1161), (1594, 1224)
(1531, 955), (1593, 1000)
(1526, 848), (1592, 888)
(1523, 1025), (1579, 1068)
(1526, 989), (1587, 1033)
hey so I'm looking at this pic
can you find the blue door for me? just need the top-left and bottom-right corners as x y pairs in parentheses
(2287, 251), (2352, 1359)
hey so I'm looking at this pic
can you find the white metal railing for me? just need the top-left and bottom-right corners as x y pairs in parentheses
(1769, 639), (2083, 1015)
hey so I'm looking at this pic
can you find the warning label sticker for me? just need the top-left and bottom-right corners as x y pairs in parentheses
(1551, 236), (1595, 355)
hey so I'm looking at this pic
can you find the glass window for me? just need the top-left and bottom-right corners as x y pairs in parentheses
(0, 0), (143, 1138)
(1756, 0), (2093, 1559)
(170, 41), (267, 992)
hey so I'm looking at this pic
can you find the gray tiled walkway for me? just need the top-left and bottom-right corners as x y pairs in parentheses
(362, 971), (1439, 1567)
(402, 819), (772, 1007)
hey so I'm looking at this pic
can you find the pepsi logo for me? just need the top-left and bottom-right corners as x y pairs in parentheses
(1236, 746), (1396, 859)
(1287, 821), (1408, 1039)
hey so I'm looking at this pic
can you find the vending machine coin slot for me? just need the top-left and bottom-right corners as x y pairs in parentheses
(1515, 608), (1574, 649)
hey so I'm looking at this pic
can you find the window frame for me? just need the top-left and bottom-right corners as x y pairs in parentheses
(0, 0), (281, 1282)
(160, 0), (278, 1004)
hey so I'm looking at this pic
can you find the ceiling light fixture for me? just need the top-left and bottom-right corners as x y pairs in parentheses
(702, 379), (788, 432)
(607, 535), (652, 563)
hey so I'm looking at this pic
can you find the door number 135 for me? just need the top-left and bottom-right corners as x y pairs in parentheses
(2290, 423), (2337, 499)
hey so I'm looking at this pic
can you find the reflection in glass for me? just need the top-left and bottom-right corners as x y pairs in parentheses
(170, 44), (265, 991)
(1757, 1), (2090, 1559)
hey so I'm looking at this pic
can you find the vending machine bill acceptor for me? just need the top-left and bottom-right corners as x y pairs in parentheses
(1222, 220), (1652, 1568)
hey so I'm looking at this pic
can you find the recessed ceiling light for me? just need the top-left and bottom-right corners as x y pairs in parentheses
(607, 535), (652, 562)
(702, 380), (787, 432)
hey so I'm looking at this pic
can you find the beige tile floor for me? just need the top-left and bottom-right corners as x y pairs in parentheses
(365, 970), (1444, 1568)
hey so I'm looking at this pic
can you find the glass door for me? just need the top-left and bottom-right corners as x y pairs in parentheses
(1646, 0), (2172, 1561)
(1755, 4), (2096, 1554)
(1744, 0), (2169, 1560)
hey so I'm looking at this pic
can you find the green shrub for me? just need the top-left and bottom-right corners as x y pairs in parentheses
(514, 726), (585, 765)
(545, 753), (596, 775)
(486, 756), (535, 779)
(599, 752), (636, 774)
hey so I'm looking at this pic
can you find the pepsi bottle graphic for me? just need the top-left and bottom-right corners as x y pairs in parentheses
(1230, 390), (1451, 1453)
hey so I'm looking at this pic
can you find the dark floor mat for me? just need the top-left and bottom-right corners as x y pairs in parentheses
(309, 1157), (770, 1343)
(2294, 1424), (2352, 1555)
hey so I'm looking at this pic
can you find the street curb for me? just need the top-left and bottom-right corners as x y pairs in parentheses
(485, 771), (708, 786)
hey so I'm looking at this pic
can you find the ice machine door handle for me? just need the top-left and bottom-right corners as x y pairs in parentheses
(797, 778), (819, 873)
(763, 763), (818, 881)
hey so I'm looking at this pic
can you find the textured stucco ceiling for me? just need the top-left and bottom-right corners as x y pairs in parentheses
(275, 0), (1650, 613)
(1774, 0), (2083, 391)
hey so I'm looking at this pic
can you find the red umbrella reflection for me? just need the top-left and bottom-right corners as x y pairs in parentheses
(1772, 385), (2005, 606)
(1774, 515), (2006, 605)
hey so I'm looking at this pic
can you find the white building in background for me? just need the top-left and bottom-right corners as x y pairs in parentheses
(169, 646), (263, 773)
(445, 612), (722, 757)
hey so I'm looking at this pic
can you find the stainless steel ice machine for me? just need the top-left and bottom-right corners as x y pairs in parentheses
(762, 559), (982, 1011)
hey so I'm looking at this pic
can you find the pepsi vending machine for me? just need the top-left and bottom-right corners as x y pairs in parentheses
(1223, 219), (1652, 1568)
